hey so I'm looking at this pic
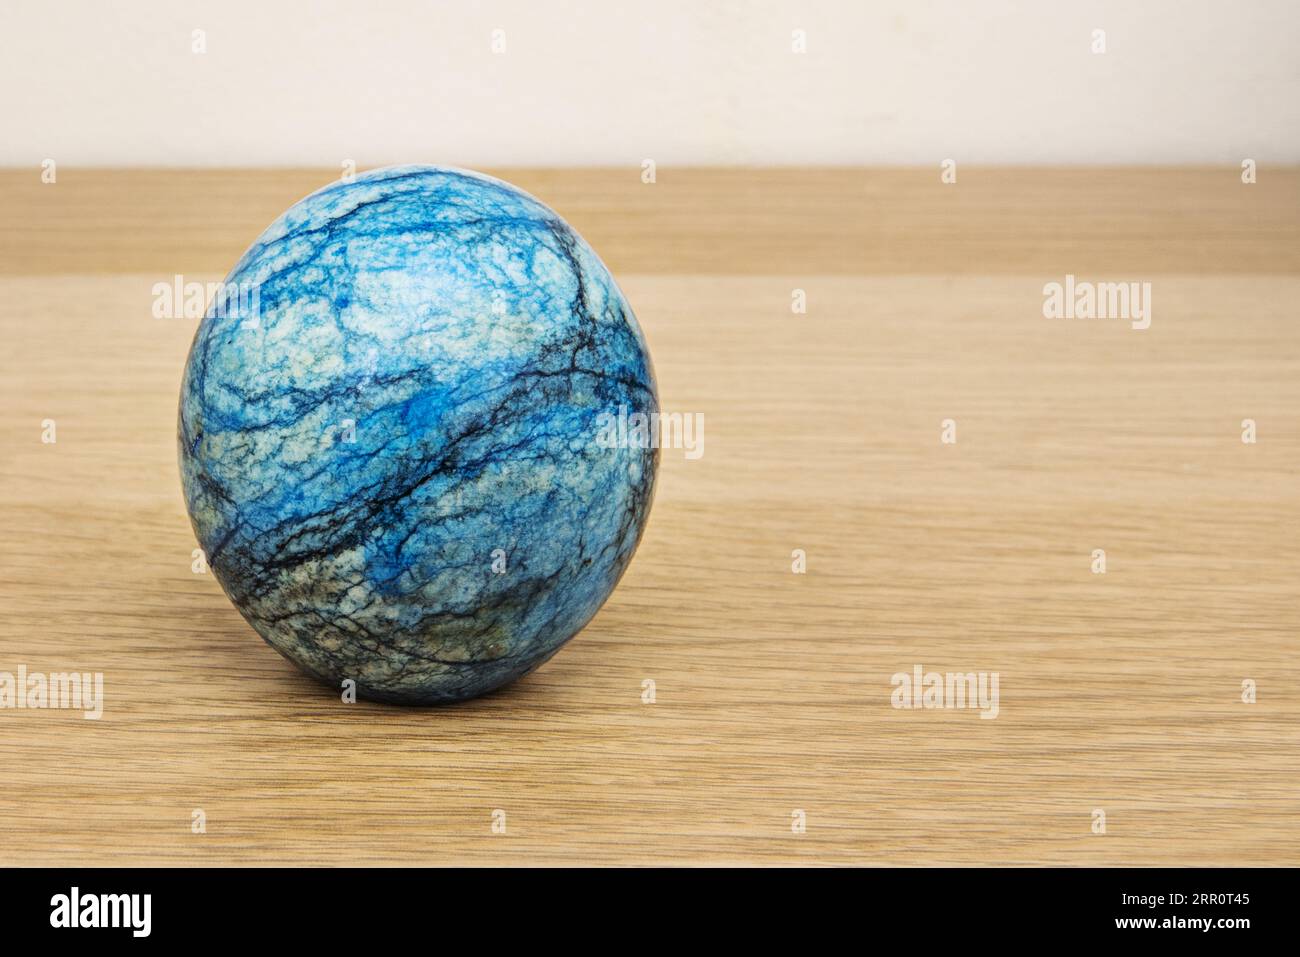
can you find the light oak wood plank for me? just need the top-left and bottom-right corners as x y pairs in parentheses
(2, 167), (1297, 276)
(0, 172), (1296, 865)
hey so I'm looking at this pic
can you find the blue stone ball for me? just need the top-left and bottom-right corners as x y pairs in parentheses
(178, 166), (658, 704)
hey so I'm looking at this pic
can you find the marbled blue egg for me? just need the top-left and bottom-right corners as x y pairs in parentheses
(178, 166), (657, 704)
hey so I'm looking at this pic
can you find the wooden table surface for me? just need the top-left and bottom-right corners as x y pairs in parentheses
(1, 168), (1297, 866)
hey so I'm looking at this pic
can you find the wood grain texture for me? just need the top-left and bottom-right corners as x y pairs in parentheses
(3, 167), (1298, 277)
(0, 169), (1297, 866)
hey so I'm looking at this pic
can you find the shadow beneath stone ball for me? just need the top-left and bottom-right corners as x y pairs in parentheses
(270, 656), (552, 713)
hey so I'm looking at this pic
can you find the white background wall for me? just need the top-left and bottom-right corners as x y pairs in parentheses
(3, 0), (1297, 167)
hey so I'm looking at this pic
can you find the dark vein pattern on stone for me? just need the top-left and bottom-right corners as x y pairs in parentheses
(178, 166), (658, 703)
